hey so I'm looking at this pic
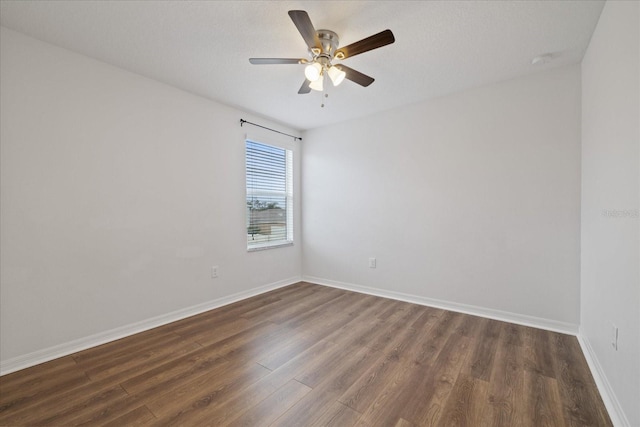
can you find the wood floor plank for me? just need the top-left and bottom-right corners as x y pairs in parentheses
(60, 351), (231, 425)
(1, 375), (125, 426)
(119, 349), (227, 394)
(101, 340), (204, 386)
(270, 344), (384, 426)
(171, 315), (255, 342)
(524, 371), (566, 427)
(0, 340), (204, 425)
(226, 379), (311, 427)
(269, 294), (386, 358)
(455, 311), (485, 337)
(466, 318), (503, 381)
(0, 366), (90, 413)
(143, 361), (267, 418)
(336, 307), (443, 414)
(482, 335), (525, 427)
(409, 310), (465, 366)
(363, 304), (426, 354)
(351, 311), (466, 426)
(20, 384), (129, 426)
(257, 338), (338, 393)
(319, 298), (390, 347)
(267, 288), (348, 325)
(101, 405), (156, 426)
(523, 326), (556, 379)
(238, 286), (323, 320)
(52, 390), (140, 426)
(0, 283), (612, 427)
(162, 285), (297, 333)
(374, 299), (409, 321)
(308, 401), (362, 427)
(350, 362), (413, 427)
(164, 282), (314, 337)
(294, 339), (369, 389)
(63, 355), (232, 426)
(403, 332), (473, 426)
(213, 322), (317, 367)
(71, 363), (268, 425)
(278, 291), (374, 338)
(85, 337), (200, 381)
(255, 330), (317, 371)
(338, 351), (404, 413)
(436, 374), (490, 427)
(146, 362), (272, 425)
(187, 368), (281, 425)
(0, 357), (89, 418)
(552, 332), (613, 426)
(194, 318), (281, 348)
(503, 322), (524, 347)
(0, 355), (77, 389)
(71, 329), (183, 366)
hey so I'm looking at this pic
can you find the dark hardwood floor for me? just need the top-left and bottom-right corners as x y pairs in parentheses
(0, 282), (612, 426)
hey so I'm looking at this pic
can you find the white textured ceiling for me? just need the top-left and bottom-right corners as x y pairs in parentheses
(0, 0), (604, 131)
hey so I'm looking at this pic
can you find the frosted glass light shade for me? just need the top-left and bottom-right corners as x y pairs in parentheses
(309, 74), (324, 91)
(327, 66), (346, 86)
(304, 63), (322, 82)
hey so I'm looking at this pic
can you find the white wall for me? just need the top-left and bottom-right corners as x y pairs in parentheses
(580, 1), (639, 425)
(302, 65), (582, 330)
(0, 27), (302, 368)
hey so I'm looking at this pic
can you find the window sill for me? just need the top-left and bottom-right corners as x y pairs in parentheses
(247, 241), (294, 252)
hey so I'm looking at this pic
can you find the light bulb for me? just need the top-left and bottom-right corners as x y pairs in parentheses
(304, 63), (322, 82)
(327, 66), (346, 86)
(309, 74), (324, 91)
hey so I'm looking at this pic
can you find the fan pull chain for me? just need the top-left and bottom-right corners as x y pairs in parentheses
(321, 92), (328, 108)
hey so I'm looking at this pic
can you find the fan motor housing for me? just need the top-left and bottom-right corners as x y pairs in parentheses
(316, 30), (339, 57)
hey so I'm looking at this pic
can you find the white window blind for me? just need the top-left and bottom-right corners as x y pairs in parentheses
(246, 140), (293, 250)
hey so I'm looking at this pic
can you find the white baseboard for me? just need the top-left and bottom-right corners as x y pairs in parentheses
(577, 332), (629, 427)
(302, 275), (579, 335)
(0, 276), (300, 376)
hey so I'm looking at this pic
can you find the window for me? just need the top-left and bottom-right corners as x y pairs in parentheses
(246, 140), (293, 250)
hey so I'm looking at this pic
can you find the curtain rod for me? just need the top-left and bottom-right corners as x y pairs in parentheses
(240, 119), (302, 141)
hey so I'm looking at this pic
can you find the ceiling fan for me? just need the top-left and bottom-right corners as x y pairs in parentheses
(249, 10), (395, 94)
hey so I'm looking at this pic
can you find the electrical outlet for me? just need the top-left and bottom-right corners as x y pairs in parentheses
(211, 266), (219, 278)
(368, 257), (376, 268)
(611, 323), (618, 351)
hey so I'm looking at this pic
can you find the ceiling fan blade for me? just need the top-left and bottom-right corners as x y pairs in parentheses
(335, 29), (395, 59)
(298, 79), (312, 94)
(288, 10), (320, 49)
(249, 58), (302, 65)
(335, 65), (375, 87)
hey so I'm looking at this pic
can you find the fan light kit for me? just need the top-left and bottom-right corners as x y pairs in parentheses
(250, 10), (395, 97)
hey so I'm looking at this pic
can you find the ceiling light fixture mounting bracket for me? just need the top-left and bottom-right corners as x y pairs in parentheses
(315, 29), (340, 58)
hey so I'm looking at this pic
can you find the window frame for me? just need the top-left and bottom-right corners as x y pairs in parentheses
(245, 138), (294, 251)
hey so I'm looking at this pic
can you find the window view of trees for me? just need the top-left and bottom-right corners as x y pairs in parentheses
(246, 198), (286, 242)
